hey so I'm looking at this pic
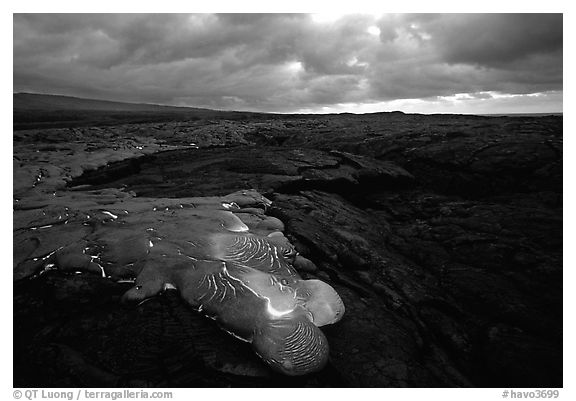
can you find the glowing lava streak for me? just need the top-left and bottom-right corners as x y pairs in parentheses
(219, 265), (296, 319)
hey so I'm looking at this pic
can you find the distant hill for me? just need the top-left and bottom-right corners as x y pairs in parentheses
(14, 93), (210, 113)
(479, 112), (563, 117)
(13, 93), (272, 130)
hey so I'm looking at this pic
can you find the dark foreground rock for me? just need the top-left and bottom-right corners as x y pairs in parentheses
(14, 113), (562, 387)
(67, 147), (414, 197)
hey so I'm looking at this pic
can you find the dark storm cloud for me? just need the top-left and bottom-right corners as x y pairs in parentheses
(407, 14), (563, 67)
(13, 13), (562, 112)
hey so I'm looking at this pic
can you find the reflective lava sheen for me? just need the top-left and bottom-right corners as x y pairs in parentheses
(14, 188), (345, 376)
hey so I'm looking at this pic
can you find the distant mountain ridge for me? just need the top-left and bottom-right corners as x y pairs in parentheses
(13, 93), (273, 130)
(12, 93), (562, 132)
(13, 92), (210, 113)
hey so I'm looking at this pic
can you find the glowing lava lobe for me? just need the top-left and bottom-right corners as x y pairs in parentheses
(183, 262), (332, 376)
(119, 202), (345, 376)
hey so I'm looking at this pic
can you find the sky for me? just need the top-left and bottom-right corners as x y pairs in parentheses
(13, 13), (563, 114)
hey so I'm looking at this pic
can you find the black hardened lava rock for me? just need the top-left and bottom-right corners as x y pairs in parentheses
(15, 113), (562, 387)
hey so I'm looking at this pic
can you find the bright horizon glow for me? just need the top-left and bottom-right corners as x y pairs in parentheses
(16, 89), (560, 116)
(287, 91), (562, 115)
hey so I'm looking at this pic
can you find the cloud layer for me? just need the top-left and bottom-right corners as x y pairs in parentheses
(13, 13), (563, 113)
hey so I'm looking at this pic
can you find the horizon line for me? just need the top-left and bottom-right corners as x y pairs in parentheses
(13, 91), (563, 117)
